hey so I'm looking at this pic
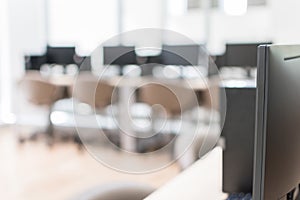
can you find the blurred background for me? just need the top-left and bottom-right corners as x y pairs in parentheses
(0, 0), (299, 199)
(0, 0), (298, 124)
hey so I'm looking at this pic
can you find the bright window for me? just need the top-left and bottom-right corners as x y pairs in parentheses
(48, 0), (118, 55)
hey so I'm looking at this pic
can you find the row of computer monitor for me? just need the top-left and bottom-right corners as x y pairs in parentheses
(25, 43), (271, 72)
(24, 46), (90, 71)
(25, 45), (201, 71)
(221, 44), (300, 199)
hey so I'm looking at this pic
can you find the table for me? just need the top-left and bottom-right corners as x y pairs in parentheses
(105, 76), (211, 152)
(145, 147), (227, 200)
(45, 74), (212, 152)
(47, 74), (210, 91)
(48, 74), (75, 86)
(106, 76), (209, 91)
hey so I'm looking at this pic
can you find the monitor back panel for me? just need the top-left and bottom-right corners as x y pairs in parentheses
(25, 55), (47, 70)
(221, 86), (256, 193)
(254, 45), (300, 200)
(161, 45), (200, 66)
(103, 46), (136, 66)
(46, 46), (76, 65)
(225, 43), (271, 67)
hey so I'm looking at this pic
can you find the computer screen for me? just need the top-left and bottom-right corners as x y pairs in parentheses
(161, 45), (200, 66)
(254, 44), (300, 200)
(225, 43), (271, 67)
(77, 56), (91, 71)
(46, 46), (76, 65)
(214, 54), (226, 69)
(103, 46), (136, 66)
(25, 55), (47, 70)
(220, 80), (256, 194)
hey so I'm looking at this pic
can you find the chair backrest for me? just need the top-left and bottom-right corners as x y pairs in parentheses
(139, 82), (196, 116)
(20, 72), (64, 106)
(73, 182), (154, 200)
(71, 73), (116, 109)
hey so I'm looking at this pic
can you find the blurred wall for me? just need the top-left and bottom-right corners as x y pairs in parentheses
(270, 0), (300, 43)
(48, 0), (118, 55)
(0, 0), (46, 122)
(2, 0), (300, 123)
(166, 6), (272, 54)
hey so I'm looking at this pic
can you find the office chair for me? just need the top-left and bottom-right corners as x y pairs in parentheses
(72, 182), (154, 200)
(139, 82), (196, 124)
(71, 72), (116, 110)
(70, 72), (118, 145)
(138, 83), (196, 152)
(18, 71), (64, 144)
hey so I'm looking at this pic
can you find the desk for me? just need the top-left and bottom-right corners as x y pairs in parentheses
(105, 76), (210, 151)
(106, 76), (209, 91)
(145, 147), (226, 200)
(28, 73), (212, 152)
(49, 75), (75, 86)
(46, 75), (209, 92)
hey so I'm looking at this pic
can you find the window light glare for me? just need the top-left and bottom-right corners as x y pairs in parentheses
(2, 113), (16, 124)
(224, 0), (248, 16)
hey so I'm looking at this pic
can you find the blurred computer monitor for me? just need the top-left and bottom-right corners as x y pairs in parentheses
(161, 45), (200, 66)
(25, 55), (47, 70)
(254, 44), (300, 199)
(77, 56), (91, 71)
(220, 80), (256, 194)
(214, 54), (226, 69)
(103, 46), (136, 66)
(46, 46), (76, 65)
(225, 43), (271, 67)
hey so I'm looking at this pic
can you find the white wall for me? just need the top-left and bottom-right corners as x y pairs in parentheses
(270, 0), (300, 44)
(166, 6), (272, 54)
(122, 0), (164, 49)
(0, 0), (11, 123)
(48, 0), (118, 55)
(2, 0), (300, 124)
(0, 0), (46, 123)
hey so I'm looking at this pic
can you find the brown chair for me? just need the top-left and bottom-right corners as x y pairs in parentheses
(21, 72), (64, 105)
(71, 73), (116, 111)
(19, 71), (64, 143)
(72, 182), (154, 200)
(139, 82), (196, 122)
(70, 72), (117, 145)
(137, 82), (197, 152)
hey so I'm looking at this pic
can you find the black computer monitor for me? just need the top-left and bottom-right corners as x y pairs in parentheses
(25, 55), (47, 70)
(161, 45), (200, 66)
(103, 46), (136, 66)
(225, 43), (271, 67)
(77, 56), (91, 71)
(214, 54), (226, 69)
(220, 80), (256, 194)
(253, 44), (300, 200)
(46, 46), (76, 65)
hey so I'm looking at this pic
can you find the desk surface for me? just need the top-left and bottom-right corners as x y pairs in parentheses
(145, 147), (226, 200)
(48, 75), (210, 91)
(106, 76), (209, 91)
(49, 75), (74, 86)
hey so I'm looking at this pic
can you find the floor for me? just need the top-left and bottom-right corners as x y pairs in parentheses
(0, 126), (180, 200)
